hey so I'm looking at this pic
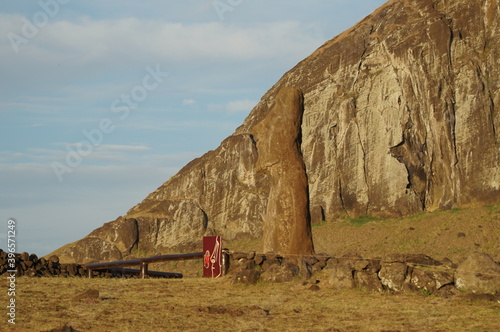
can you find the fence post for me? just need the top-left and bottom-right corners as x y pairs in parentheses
(83, 251), (204, 278)
(140, 262), (148, 279)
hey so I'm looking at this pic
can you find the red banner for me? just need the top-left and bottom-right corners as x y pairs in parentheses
(203, 236), (222, 278)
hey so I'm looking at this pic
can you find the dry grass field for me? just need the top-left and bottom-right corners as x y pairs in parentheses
(3, 277), (500, 331)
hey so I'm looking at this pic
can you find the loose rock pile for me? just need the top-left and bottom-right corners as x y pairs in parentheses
(228, 251), (500, 296)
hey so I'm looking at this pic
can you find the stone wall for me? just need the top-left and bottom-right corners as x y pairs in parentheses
(228, 251), (500, 296)
(0, 250), (160, 279)
(3, 249), (499, 297)
(0, 249), (91, 277)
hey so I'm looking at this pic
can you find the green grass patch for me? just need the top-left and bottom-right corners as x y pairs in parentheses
(485, 203), (500, 213)
(407, 211), (427, 220)
(312, 220), (328, 227)
(420, 289), (432, 296)
(348, 215), (381, 226)
(132, 248), (150, 257)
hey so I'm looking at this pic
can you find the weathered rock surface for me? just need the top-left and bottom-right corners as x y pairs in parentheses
(252, 87), (314, 255)
(233, 268), (261, 285)
(410, 268), (454, 293)
(455, 252), (500, 294)
(228, 251), (482, 295)
(260, 263), (300, 283)
(53, 0), (499, 262)
(326, 263), (356, 290)
(379, 262), (408, 291)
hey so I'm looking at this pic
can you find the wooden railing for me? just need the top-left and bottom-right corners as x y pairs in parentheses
(84, 252), (204, 279)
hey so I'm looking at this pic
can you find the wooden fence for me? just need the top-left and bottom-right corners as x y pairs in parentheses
(84, 252), (204, 279)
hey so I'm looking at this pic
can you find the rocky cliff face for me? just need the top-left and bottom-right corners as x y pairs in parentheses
(55, 0), (499, 263)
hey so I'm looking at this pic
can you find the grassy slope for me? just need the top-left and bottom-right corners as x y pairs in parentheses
(47, 203), (499, 271)
(226, 203), (500, 264)
(312, 203), (500, 263)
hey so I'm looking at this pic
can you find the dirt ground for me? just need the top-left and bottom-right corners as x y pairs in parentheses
(3, 277), (500, 331)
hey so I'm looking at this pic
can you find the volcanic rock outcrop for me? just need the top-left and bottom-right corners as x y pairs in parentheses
(54, 0), (499, 263)
(252, 87), (314, 255)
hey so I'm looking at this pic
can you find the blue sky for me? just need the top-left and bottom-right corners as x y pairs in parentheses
(0, 0), (386, 256)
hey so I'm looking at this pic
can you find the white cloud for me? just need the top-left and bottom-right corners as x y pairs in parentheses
(1, 13), (323, 65)
(0, 150), (65, 164)
(0, 101), (62, 114)
(119, 118), (239, 132)
(208, 98), (257, 114)
(94, 144), (152, 152)
(226, 99), (257, 113)
(50, 143), (152, 163)
(0, 144), (152, 167)
(182, 99), (196, 106)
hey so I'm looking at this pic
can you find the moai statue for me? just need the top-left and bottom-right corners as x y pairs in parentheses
(252, 87), (315, 256)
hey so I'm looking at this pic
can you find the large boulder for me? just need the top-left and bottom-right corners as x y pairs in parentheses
(233, 269), (261, 285)
(353, 259), (383, 291)
(378, 262), (408, 291)
(355, 271), (383, 292)
(321, 258), (356, 289)
(455, 253), (500, 294)
(409, 268), (454, 293)
(260, 262), (300, 283)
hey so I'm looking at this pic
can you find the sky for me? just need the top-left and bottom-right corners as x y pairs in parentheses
(0, 0), (387, 256)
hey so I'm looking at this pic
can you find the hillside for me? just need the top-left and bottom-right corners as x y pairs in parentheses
(127, 203), (500, 278)
(52, 0), (499, 263)
(225, 203), (500, 263)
